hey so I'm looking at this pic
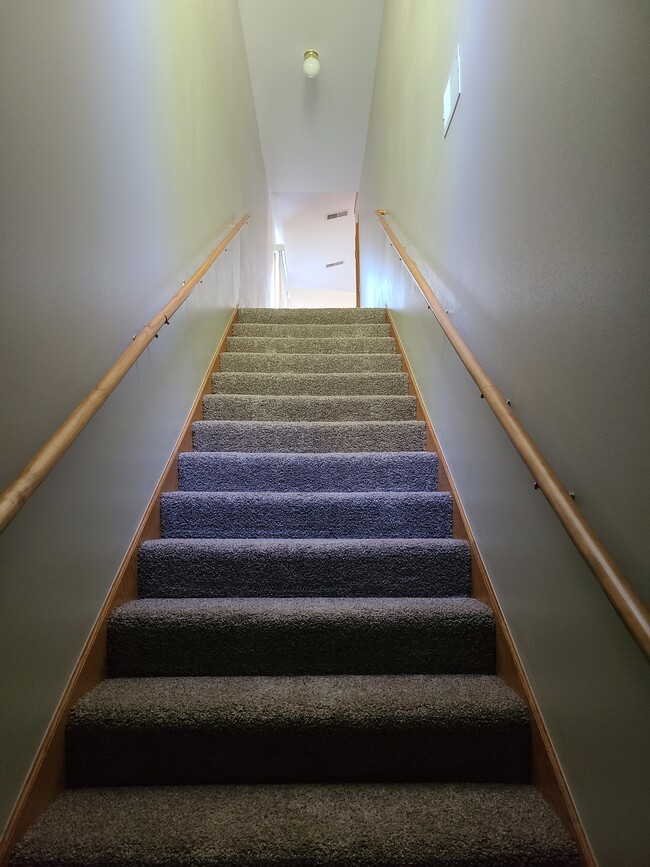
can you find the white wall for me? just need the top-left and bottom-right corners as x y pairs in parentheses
(287, 287), (356, 308)
(0, 0), (269, 832)
(271, 192), (357, 296)
(359, 2), (650, 865)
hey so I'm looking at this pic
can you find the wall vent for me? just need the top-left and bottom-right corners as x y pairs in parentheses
(326, 210), (349, 220)
(325, 260), (344, 268)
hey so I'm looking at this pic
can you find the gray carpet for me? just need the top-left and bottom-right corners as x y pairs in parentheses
(137, 537), (471, 598)
(107, 598), (495, 677)
(226, 335), (397, 354)
(160, 490), (453, 539)
(12, 306), (579, 866)
(211, 371), (410, 395)
(192, 420), (427, 452)
(202, 393), (417, 421)
(177, 451), (438, 492)
(11, 785), (579, 866)
(220, 350), (404, 373)
(232, 322), (392, 337)
(238, 307), (387, 323)
(66, 675), (530, 786)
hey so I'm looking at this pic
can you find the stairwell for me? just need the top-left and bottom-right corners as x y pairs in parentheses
(12, 307), (579, 865)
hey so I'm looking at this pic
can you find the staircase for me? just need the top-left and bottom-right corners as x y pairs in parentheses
(12, 308), (579, 865)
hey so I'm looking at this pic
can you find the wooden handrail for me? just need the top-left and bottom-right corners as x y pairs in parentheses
(376, 209), (650, 660)
(0, 214), (250, 534)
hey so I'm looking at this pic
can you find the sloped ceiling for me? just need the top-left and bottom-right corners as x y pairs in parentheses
(238, 0), (383, 298)
(238, 0), (384, 194)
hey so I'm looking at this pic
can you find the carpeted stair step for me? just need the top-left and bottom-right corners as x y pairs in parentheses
(226, 336), (396, 354)
(65, 675), (530, 786)
(238, 306), (387, 323)
(10, 783), (580, 867)
(178, 451), (438, 492)
(202, 393), (417, 422)
(193, 420), (426, 452)
(220, 351), (403, 373)
(138, 537), (471, 598)
(107, 597), (495, 677)
(211, 370), (409, 395)
(232, 322), (392, 337)
(160, 491), (453, 539)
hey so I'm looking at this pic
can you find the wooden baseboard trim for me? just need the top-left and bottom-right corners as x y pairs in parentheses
(0, 306), (239, 866)
(386, 309), (595, 867)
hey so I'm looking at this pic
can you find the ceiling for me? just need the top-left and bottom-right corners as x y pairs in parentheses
(238, 0), (384, 298)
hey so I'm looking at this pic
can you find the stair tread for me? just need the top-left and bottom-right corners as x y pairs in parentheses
(220, 352), (403, 372)
(137, 536), (471, 599)
(107, 596), (495, 677)
(226, 336), (396, 353)
(178, 451), (438, 492)
(162, 490), (449, 502)
(12, 784), (579, 866)
(112, 595), (492, 620)
(202, 393), (417, 422)
(141, 535), (467, 553)
(108, 597), (494, 677)
(232, 322), (392, 336)
(211, 371), (410, 395)
(238, 306), (387, 322)
(73, 674), (527, 722)
(192, 420), (426, 452)
(160, 490), (453, 539)
(65, 676), (529, 786)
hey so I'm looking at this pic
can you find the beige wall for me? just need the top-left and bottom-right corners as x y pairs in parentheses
(359, 2), (650, 864)
(0, 0), (269, 832)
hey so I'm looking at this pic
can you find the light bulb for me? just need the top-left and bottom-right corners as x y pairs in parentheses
(303, 50), (320, 78)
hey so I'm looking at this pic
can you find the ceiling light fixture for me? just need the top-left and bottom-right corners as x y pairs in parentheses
(303, 50), (320, 78)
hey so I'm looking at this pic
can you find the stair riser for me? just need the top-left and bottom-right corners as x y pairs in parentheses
(202, 394), (417, 422)
(177, 452), (438, 492)
(138, 539), (471, 598)
(211, 371), (409, 395)
(160, 492), (453, 539)
(192, 421), (427, 452)
(66, 719), (530, 786)
(108, 607), (495, 677)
